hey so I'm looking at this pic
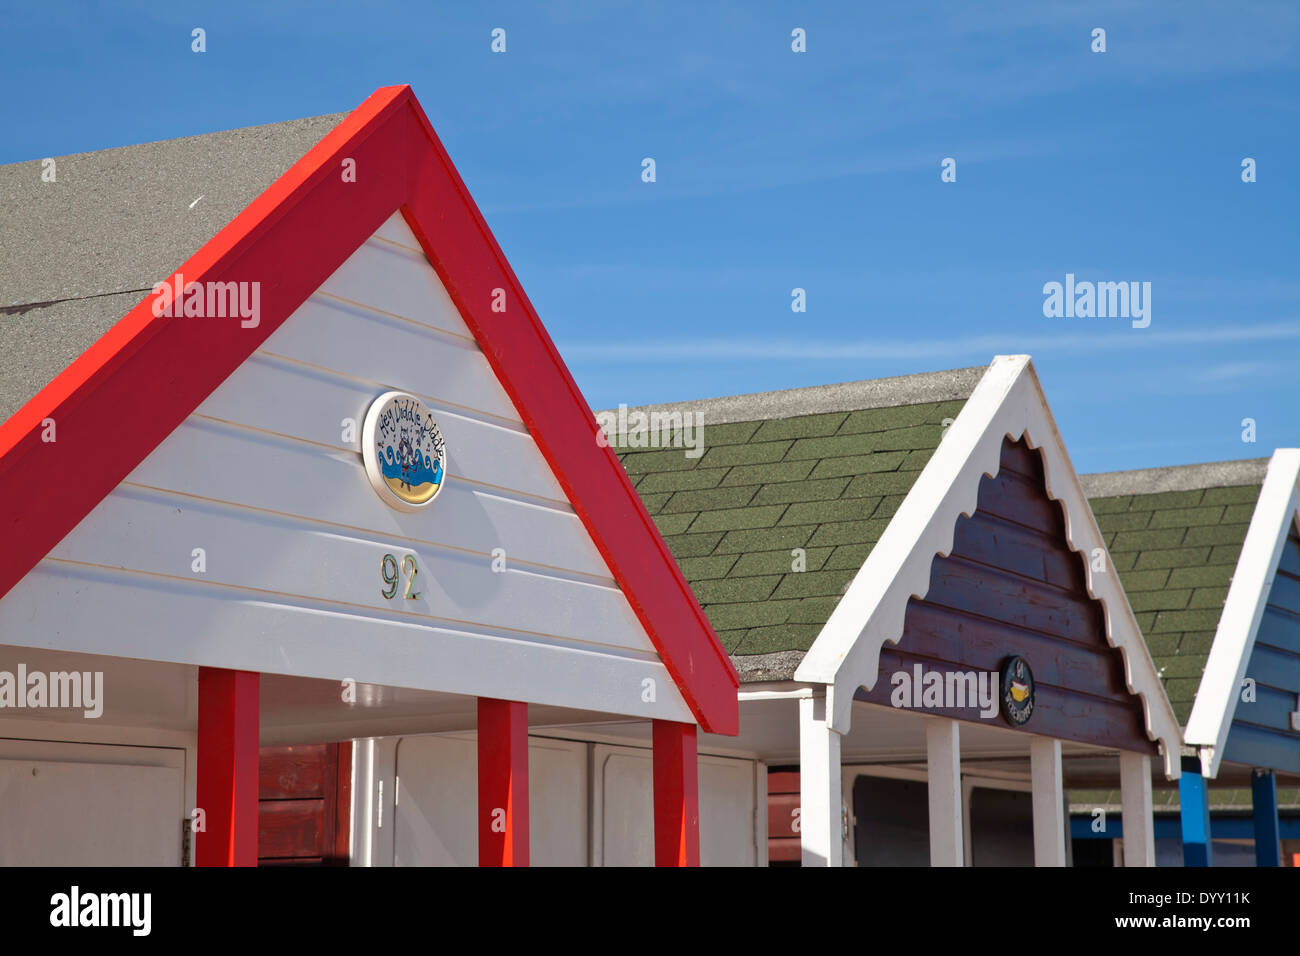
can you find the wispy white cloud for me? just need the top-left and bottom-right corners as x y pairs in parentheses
(1196, 360), (1283, 383)
(561, 319), (1300, 362)
(482, 136), (1059, 216)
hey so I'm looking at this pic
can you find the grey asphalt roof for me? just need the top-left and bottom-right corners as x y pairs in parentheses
(1080, 458), (1271, 498)
(0, 111), (345, 425)
(605, 365), (987, 426)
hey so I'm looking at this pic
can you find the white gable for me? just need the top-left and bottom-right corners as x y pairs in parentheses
(1185, 449), (1300, 776)
(794, 355), (1182, 776)
(0, 214), (691, 723)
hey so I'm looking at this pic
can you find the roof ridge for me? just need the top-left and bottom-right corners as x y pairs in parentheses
(601, 365), (988, 426)
(1081, 457), (1273, 497)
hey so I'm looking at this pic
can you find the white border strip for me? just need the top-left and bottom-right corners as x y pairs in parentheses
(794, 355), (1183, 778)
(1184, 449), (1300, 777)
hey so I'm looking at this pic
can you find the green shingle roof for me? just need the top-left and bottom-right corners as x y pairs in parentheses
(1069, 787), (1300, 814)
(611, 369), (984, 679)
(1083, 459), (1270, 726)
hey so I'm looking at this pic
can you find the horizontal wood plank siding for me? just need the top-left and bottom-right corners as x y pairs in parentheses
(1256, 605), (1300, 657)
(258, 799), (325, 858)
(253, 296), (521, 424)
(259, 745), (329, 799)
(879, 602), (1133, 700)
(45, 486), (646, 650)
(869, 647), (1149, 745)
(1279, 533), (1300, 577)
(313, 238), (476, 341)
(856, 436), (1155, 754)
(766, 769), (801, 864)
(949, 512), (1084, 592)
(1266, 568), (1300, 617)
(117, 420), (608, 577)
(922, 559), (1104, 643)
(1249, 644), (1300, 692)
(258, 743), (350, 866)
(197, 352), (564, 501)
(4, 562), (682, 716)
(1240, 684), (1300, 731)
(1222, 722), (1300, 774)
(1225, 532), (1300, 772)
(767, 792), (800, 839)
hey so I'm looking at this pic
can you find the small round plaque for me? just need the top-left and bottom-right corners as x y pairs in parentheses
(999, 656), (1036, 726)
(361, 391), (447, 511)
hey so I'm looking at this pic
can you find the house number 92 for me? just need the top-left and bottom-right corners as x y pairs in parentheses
(380, 553), (421, 601)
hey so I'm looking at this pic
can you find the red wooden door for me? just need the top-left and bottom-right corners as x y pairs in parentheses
(767, 769), (802, 865)
(258, 743), (352, 866)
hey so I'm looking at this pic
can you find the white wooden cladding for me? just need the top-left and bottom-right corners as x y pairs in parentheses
(117, 419), (604, 578)
(253, 296), (521, 425)
(198, 353), (565, 503)
(3, 564), (688, 721)
(46, 485), (648, 651)
(372, 212), (422, 249)
(2, 214), (689, 723)
(315, 235), (472, 343)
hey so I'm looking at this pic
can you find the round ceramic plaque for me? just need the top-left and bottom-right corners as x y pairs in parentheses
(361, 391), (447, 511)
(999, 656), (1036, 726)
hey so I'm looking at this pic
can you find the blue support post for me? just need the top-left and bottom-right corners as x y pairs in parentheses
(1251, 768), (1281, 867)
(1179, 755), (1213, 867)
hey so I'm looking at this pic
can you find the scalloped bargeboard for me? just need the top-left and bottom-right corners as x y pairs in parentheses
(855, 435), (1157, 755)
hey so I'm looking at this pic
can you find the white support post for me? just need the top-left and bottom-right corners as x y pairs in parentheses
(1119, 751), (1155, 867)
(1030, 736), (1067, 866)
(799, 694), (843, 867)
(926, 719), (963, 867)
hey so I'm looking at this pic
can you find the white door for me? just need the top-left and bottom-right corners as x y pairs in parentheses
(0, 739), (186, 866)
(593, 744), (759, 866)
(382, 733), (758, 866)
(393, 734), (588, 866)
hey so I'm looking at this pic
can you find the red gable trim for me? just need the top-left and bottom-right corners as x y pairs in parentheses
(0, 85), (739, 734)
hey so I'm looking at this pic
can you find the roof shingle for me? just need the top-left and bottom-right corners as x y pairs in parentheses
(1084, 461), (1266, 726)
(613, 376), (978, 671)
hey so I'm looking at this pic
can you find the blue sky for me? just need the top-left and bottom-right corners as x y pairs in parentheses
(3, 1), (1297, 473)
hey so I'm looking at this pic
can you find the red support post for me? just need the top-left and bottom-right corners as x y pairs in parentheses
(653, 719), (700, 867)
(195, 667), (260, 867)
(478, 698), (529, 867)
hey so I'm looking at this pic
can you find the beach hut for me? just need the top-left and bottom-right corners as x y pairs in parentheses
(0, 86), (736, 866)
(1077, 452), (1300, 866)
